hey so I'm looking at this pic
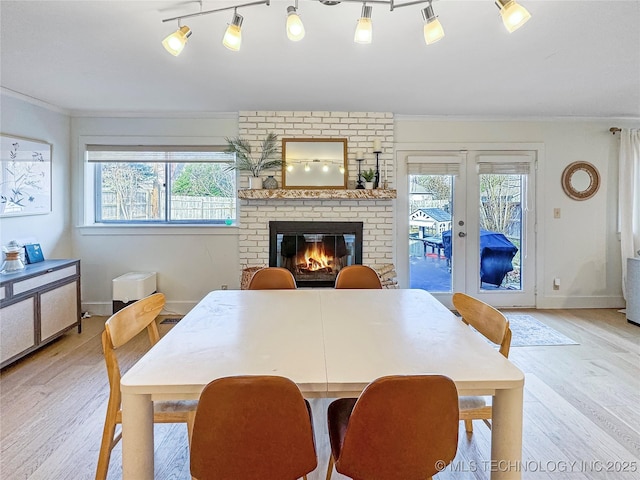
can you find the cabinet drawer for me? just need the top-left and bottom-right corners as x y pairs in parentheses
(0, 298), (36, 364)
(40, 282), (78, 341)
(13, 265), (77, 296)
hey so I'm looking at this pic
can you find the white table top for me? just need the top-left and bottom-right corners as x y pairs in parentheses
(121, 289), (523, 398)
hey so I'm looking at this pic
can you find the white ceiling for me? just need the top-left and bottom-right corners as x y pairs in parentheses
(1, 0), (639, 117)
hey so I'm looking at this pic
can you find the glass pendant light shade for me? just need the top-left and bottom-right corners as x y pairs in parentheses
(421, 4), (444, 45)
(354, 5), (373, 44)
(424, 19), (444, 45)
(497, 0), (531, 33)
(162, 25), (192, 56)
(286, 6), (305, 41)
(223, 12), (243, 51)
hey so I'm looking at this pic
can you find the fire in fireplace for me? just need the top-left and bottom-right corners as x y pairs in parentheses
(269, 221), (363, 287)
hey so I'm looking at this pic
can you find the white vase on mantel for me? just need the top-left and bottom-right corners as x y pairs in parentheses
(364, 182), (374, 190)
(249, 176), (263, 189)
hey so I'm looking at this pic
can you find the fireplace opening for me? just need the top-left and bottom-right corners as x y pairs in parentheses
(269, 221), (363, 287)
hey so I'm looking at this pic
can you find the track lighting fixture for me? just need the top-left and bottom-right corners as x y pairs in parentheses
(162, 25), (192, 56)
(286, 2), (305, 41)
(160, 1), (533, 54)
(223, 11), (243, 51)
(354, 4), (373, 44)
(421, 1), (444, 45)
(495, 0), (532, 33)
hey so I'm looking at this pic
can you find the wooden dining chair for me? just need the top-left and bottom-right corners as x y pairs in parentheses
(334, 265), (382, 289)
(190, 375), (317, 480)
(96, 293), (197, 480)
(248, 267), (297, 290)
(326, 375), (459, 480)
(452, 292), (512, 434)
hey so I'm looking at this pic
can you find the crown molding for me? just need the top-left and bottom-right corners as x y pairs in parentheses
(394, 114), (640, 122)
(1, 87), (71, 115)
(69, 110), (239, 119)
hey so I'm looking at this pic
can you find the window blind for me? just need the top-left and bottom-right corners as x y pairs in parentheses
(407, 155), (462, 176)
(477, 162), (531, 175)
(86, 145), (232, 163)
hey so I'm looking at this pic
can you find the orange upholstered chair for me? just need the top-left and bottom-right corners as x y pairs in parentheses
(248, 267), (297, 290)
(326, 375), (459, 480)
(334, 265), (382, 289)
(452, 292), (512, 434)
(190, 375), (317, 480)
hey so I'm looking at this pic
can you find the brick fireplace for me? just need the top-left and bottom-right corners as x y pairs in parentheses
(237, 111), (396, 277)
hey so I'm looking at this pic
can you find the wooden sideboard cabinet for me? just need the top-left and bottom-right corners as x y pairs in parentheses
(0, 259), (81, 368)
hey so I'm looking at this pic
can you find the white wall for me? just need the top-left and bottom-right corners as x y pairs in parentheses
(395, 118), (635, 308)
(0, 93), (72, 260)
(70, 115), (240, 315)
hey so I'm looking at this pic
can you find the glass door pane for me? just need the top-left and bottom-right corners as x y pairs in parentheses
(477, 173), (524, 291)
(409, 174), (454, 292)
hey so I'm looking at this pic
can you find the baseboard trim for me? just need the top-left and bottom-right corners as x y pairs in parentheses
(537, 295), (625, 309)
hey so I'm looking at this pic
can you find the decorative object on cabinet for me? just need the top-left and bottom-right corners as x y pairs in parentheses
(24, 243), (44, 264)
(282, 138), (347, 189)
(0, 134), (52, 217)
(225, 132), (282, 189)
(561, 161), (600, 200)
(0, 259), (81, 368)
(1, 241), (25, 273)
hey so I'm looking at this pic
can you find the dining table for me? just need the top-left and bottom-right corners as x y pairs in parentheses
(120, 288), (524, 479)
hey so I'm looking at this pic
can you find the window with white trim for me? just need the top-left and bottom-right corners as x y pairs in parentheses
(87, 145), (236, 224)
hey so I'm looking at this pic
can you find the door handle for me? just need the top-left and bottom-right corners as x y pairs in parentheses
(458, 232), (467, 238)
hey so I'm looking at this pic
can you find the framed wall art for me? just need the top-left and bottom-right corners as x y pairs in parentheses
(0, 134), (52, 217)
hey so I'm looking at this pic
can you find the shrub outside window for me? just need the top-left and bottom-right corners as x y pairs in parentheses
(87, 146), (236, 224)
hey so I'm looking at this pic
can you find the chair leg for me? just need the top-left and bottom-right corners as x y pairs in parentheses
(464, 419), (474, 433)
(186, 411), (196, 448)
(483, 419), (492, 430)
(95, 417), (117, 480)
(326, 455), (335, 480)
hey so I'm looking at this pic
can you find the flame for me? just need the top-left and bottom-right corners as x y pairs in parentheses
(300, 242), (332, 271)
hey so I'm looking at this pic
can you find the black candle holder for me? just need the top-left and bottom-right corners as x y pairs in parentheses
(356, 157), (365, 189)
(373, 150), (382, 189)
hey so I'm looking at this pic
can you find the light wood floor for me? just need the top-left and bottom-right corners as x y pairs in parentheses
(1, 309), (638, 479)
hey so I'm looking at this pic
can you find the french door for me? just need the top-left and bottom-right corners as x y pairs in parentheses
(405, 149), (536, 307)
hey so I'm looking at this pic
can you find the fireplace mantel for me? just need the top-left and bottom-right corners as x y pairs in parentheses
(238, 189), (397, 200)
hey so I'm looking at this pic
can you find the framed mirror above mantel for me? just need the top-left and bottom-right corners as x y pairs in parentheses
(282, 138), (348, 189)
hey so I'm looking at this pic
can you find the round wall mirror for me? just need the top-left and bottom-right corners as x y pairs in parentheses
(561, 161), (600, 201)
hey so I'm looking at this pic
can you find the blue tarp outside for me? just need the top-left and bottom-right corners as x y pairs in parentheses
(442, 230), (518, 286)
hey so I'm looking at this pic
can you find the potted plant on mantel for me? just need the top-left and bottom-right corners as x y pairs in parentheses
(225, 132), (283, 189)
(361, 168), (376, 190)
